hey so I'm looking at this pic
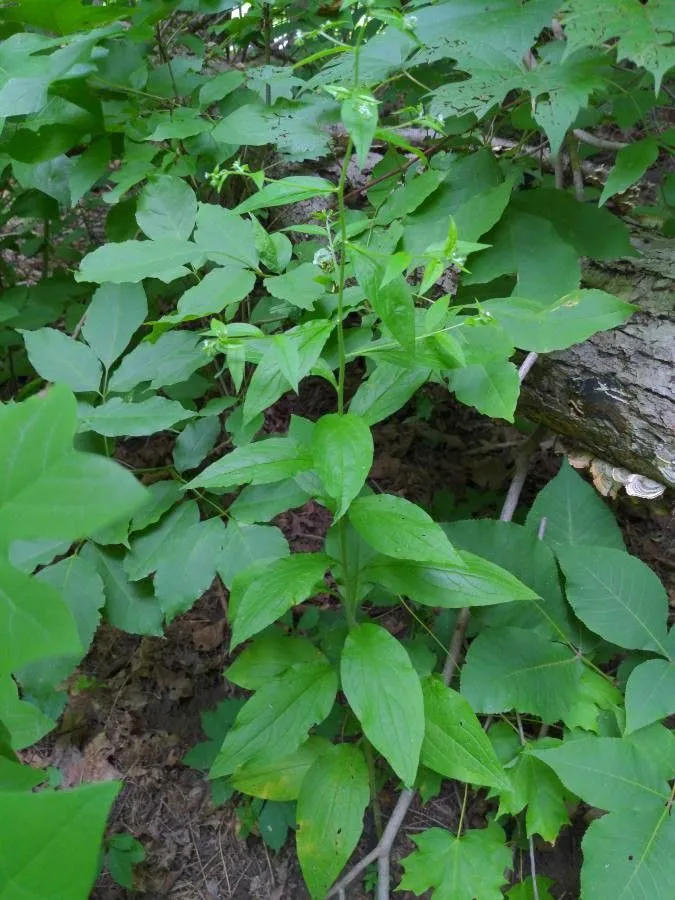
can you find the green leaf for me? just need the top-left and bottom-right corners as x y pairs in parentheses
(108, 331), (205, 393)
(211, 101), (276, 146)
(376, 170), (446, 226)
(106, 833), (145, 890)
(77, 239), (202, 284)
(230, 553), (329, 648)
(341, 90), (378, 169)
(563, 0), (675, 91)
(531, 736), (670, 813)
(448, 360), (520, 421)
(21, 327), (103, 393)
(0, 557), (80, 673)
(216, 521), (289, 588)
(443, 520), (572, 640)
(399, 821), (511, 900)
(421, 676), (510, 791)
(226, 633), (323, 690)
(233, 176), (335, 214)
(506, 876), (555, 900)
(498, 744), (572, 843)
(16, 556), (104, 699)
(193, 204), (259, 269)
(78, 397), (193, 437)
(130, 481), (182, 534)
(69, 137), (110, 207)
(264, 263), (325, 311)
(186, 437), (313, 491)
(0, 757), (45, 791)
(556, 545), (669, 654)
(461, 626), (583, 724)
(296, 744), (370, 899)
(600, 138), (660, 206)
(81, 543), (163, 637)
(199, 69), (244, 106)
(525, 459), (625, 550)
(312, 414), (373, 519)
(482, 290), (635, 352)
(231, 736), (329, 801)
(0, 386), (146, 546)
(581, 805), (675, 900)
(349, 362), (431, 424)
(341, 623), (424, 785)
(135, 175), (197, 242)
(81, 283), (147, 370)
(364, 552), (538, 609)
(0, 782), (120, 899)
(228, 479), (310, 524)
(624, 657), (675, 735)
(465, 209), (581, 303)
(0, 673), (55, 749)
(173, 417), (220, 473)
(349, 494), (462, 565)
(162, 267), (256, 322)
(373, 275), (416, 352)
(210, 658), (338, 778)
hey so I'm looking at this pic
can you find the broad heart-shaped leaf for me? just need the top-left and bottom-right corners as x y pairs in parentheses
(312, 414), (373, 519)
(264, 263), (326, 311)
(216, 521), (289, 589)
(443, 520), (572, 640)
(0, 782), (120, 900)
(161, 267), (256, 323)
(78, 397), (193, 437)
(77, 239), (203, 284)
(226, 633), (323, 691)
(531, 736), (671, 814)
(497, 742), (573, 843)
(173, 417), (220, 473)
(135, 175), (197, 241)
(21, 327), (103, 393)
(461, 626), (583, 725)
(341, 623), (424, 786)
(0, 386), (146, 547)
(581, 805), (675, 900)
(233, 176), (335, 214)
(108, 330), (205, 393)
(525, 459), (625, 551)
(563, 0), (675, 92)
(229, 553), (329, 649)
(296, 743), (370, 900)
(600, 137), (660, 206)
(364, 551), (538, 609)
(399, 821), (511, 900)
(186, 437), (313, 491)
(556, 545), (669, 655)
(81, 543), (164, 637)
(81, 283), (147, 370)
(193, 204), (259, 270)
(421, 676), (510, 791)
(624, 658), (675, 735)
(349, 494), (462, 565)
(0, 557), (80, 673)
(465, 210), (581, 303)
(231, 735), (330, 801)
(209, 658), (338, 778)
(448, 360), (520, 422)
(482, 290), (634, 352)
(348, 362), (431, 425)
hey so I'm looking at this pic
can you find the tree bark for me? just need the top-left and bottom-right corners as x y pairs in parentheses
(518, 230), (675, 487)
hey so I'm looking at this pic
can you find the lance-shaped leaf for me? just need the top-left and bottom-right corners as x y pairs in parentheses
(312, 414), (373, 519)
(187, 437), (313, 491)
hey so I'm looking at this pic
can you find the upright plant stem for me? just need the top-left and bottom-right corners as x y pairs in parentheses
(335, 136), (353, 416)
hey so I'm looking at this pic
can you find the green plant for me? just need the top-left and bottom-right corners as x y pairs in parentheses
(1, 0), (674, 898)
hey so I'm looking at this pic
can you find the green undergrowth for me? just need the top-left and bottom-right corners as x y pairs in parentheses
(0, 1), (674, 898)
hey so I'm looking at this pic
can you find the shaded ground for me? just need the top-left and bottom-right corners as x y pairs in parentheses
(20, 380), (675, 900)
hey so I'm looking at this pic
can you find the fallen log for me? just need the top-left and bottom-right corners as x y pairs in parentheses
(518, 229), (675, 489)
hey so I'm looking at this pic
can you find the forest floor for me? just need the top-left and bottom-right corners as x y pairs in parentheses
(19, 376), (675, 900)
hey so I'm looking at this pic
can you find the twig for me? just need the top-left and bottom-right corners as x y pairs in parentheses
(572, 128), (628, 151)
(518, 352), (538, 382)
(567, 136), (585, 201)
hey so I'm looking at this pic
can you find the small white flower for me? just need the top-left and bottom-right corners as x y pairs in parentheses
(313, 248), (333, 270)
(357, 102), (373, 118)
(404, 14), (417, 27)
